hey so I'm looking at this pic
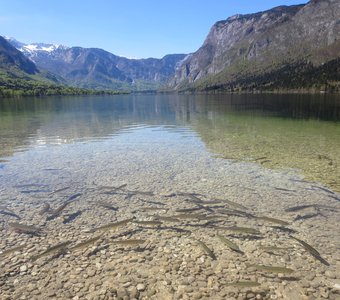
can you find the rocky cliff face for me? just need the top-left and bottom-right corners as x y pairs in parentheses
(32, 47), (132, 89)
(171, 0), (340, 91)
(115, 54), (187, 83)
(6, 37), (186, 90)
(0, 36), (38, 75)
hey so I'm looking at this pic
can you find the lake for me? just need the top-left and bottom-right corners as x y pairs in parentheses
(0, 94), (339, 299)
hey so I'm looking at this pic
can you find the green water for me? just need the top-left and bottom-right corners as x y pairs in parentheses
(190, 94), (340, 191)
(0, 93), (339, 191)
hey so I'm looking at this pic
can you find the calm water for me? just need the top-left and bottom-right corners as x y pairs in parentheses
(0, 93), (339, 192)
(1, 94), (340, 300)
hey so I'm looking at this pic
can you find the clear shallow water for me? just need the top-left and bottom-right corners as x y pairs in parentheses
(1, 94), (340, 300)
(0, 93), (339, 191)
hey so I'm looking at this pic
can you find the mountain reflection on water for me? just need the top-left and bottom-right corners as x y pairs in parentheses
(0, 93), (339, 191)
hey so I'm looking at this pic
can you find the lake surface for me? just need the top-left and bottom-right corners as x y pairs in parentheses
(0, 94), (339, 300)
(0, 94), (339, 192)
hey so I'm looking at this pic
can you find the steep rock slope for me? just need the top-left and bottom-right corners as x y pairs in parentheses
(32, 47), (132, 89)
(172, 0), (340, 91)
(0, 36), (38, 75)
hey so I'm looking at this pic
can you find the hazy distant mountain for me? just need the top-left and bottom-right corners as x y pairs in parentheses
(5, 37), (186, 91)
(171, 0), (340, 92)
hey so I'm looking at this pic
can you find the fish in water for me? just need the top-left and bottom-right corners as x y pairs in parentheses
(97, 183), (127, 192)
(70, 236), (102, 251)
(153, 216), (180, 223)
(20, 189), (50, 194)
(50, 187), (70, 195)
(0, 209), (21, 219)
(8, 222), (41, 234)
(217, 208), (254, 218)
(226, 281), (260, 287)
(154, 226), (191, 234)
(270, 226), (297, 234)
(31, 241), (71, 262)
(216, 234), (244, 254)
(134, 220), (162, 226)
(216, 226), (261, 235)
(311, 185), (335, 195)
(126, 190), (154, 196)
(63, 210), (82, 224)
(39, 203), (51, 215)
(285, 204), (316, 212)
(111, 239), (146, 246)
(214, 199), (248, 210)
(247, 264), (294, 274)
(175, 207), (202, 213)
(140, 207), (167, 212)
(290, 236), (330, 266)
(90, 217), (134, 232)
(196, 239), (216, 260)
(254, 156), (267, 161)
(175, 192), (203, 201)
(195, 204), (215, 213)
(217, 234), (244, 254)
(67, 193), (82, 202)
(256, 216), (290, 226)
(138, 199), (166, 206)
(187, 199), (223, 205)
(14, 184), (49, 188)
(259, 245), (293, 251)
(0, 205), (16, 214)
(294, 213), (320, 221)
(46, 201), (72, 221)
(328, 195), (340, 202)
(198, 215), (225, 221)
(174, 213), (206, 220)
(98, 201), (118, 211)
(274, 187), (296, 192)
(0, 244), (26, 257)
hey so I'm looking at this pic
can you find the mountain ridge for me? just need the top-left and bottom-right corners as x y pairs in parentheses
(0, 36), (39, 76)
(5, 37), (186, 91)
(2, 0), (340, 94)
(171, 0), (340, 92)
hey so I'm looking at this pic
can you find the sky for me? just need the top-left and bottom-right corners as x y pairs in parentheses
(0, 0), (307, 59)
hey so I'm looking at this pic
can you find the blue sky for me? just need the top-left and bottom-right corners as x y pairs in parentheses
(1, 0), (307, 58)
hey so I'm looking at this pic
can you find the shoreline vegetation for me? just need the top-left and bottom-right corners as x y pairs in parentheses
(0, 75), (130, 98)
(1, 75), (339, 99)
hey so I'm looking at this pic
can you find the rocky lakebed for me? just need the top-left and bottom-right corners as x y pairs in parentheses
(1, 160), (339, 300)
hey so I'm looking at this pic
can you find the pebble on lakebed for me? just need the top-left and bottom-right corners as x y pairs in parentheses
(0, 165), (339, 300)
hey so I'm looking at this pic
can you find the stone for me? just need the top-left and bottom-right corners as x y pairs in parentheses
(128, 287), (139, 299)
(136, 283), (145, 291)
(116, 288), (128, 299)
(20, 265), (28, 272)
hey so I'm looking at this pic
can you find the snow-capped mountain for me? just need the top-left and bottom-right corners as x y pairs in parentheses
(4, 37), (68, 59)
(4, 36), (186, 90)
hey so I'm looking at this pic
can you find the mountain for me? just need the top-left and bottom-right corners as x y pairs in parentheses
(171, 0), (340, 92)
(0, 36), (39, 75)
(5, 37), (186, 91)
(0, 36), (127, 97)
(4, 37), (67, 57)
